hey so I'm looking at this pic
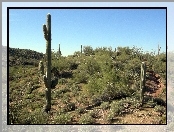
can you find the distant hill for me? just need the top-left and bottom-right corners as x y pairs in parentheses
(8, 46), (44, 67)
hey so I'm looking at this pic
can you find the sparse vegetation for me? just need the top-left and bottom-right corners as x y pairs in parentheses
(9, 45), (166, 124)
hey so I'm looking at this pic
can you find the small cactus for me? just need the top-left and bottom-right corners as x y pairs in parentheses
(38, 61), (44, 75)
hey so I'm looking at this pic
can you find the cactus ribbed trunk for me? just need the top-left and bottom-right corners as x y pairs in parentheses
(140, 62), (146, 106)
(43, 13), (52, 112)
(39, 13), (58, 113)
(46, 13), (51, 112)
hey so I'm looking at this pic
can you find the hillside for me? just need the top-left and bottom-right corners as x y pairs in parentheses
(9, 47), (44, 67)
(8, 46), (166, 124)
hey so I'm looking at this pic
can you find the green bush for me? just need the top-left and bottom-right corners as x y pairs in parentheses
(110, 101), (125, 116)
(64, 102), (76, 112)
(106, 111), (115, 123)
(54, 113), (72, 124)
(73, 70), (89, 83)
(100, 82), (134, 101)
(79, 113), (95, 124)
(85, 77), (103, 96)
(83, 46), (94, 56)
(88, 109), (99, 118)
(154, 105), (166, 114)
(9, 104), (48, 124)
(73, 56), (100, 84)
(100, 102), (110, 110)
(58, 78), (68, 85)
(70, 84), (81, 96)
(76, 107), (85, 114)
(26, 109), (48, 124)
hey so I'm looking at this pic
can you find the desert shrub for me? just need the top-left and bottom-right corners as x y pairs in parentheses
(27, 84), (40, 94)
(73, 70), (89, 83)
(95, 46), (114, 57)
(76, 94), (89, 106)
(108, 98), (140, 118)
(9, 102), (48, 124)
(63, 102), (76, 112)
(85, 77), (103, 96)
(52, 89), (65, 99)
(83, 46), (94, 56)
(54, 113), (72, 124)
(76, 107), (86, 114)
(95, 53), (112, 73)
(62, 93), (71, 104)
(83, 57), (100, 75)
(153, 60), (166, 74)
(99, 82), (134, 102)
(68, 61), (79, 70)
(88, 109), (99, 118)
(58, 78), (68, 85)
(79, 113), (95, 124)
(38, 91), (45, 97)
(25, 109), (48, 124)
(70, 84), (81, 96)
(73, 57), (100, 83)
(9, 102), (23, 124)
(25, 94), (34, 99)
(124, 97), (141, 109)
(52, 56), (69, 71)
(73, 51), (81, 57)
(154, 105), (166, 114)
(124, 58), (141, 82)
(146, 99), (157, 108)
(106, 111), (115, 123)
(57, 87), (71, 95)
(100, 102), (110, 110)
(110, 101), (125, 116)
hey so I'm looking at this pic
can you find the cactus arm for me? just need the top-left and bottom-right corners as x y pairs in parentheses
(43, 24), (48, 41)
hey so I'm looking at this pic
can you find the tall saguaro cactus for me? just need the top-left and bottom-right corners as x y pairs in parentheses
(140, 62), (146, 106)
(41, 13), (52, 113)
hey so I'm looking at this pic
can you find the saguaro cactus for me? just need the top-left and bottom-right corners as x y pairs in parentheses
(157, 44), (161, 61)
(81, 45), (82, 54)
(58, 43), (61, 56)
(158, 44), (161, 56)
(140, 62), (146, 106)
(39, 13), (58, 113)
(43, 13), (52, 112)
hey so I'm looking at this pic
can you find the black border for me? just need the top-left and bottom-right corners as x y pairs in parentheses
(7, 6), (167, 125)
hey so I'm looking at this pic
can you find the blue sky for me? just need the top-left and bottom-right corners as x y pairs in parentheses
(9, 8), (166, 56)
(2, 2), (172, 56)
